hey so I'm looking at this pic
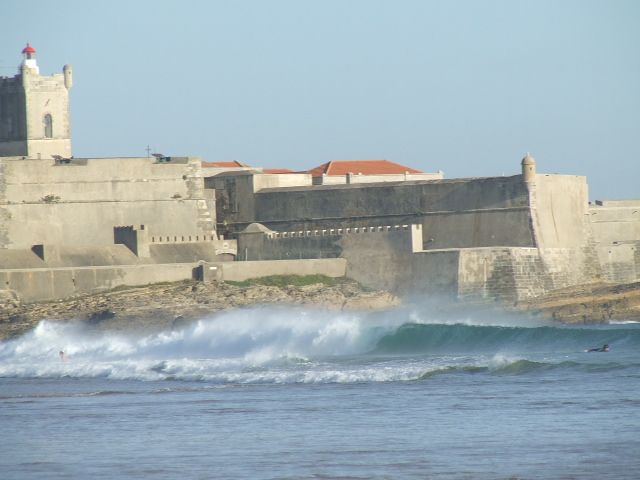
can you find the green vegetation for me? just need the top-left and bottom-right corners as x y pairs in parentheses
(41, 194), (61, 203)
(226, 274), (342, 288)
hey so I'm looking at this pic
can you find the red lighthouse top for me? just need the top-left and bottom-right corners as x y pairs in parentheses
(22, 43), (36, 55)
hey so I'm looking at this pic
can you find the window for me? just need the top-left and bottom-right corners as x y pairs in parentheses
(43, 114), (53, 138)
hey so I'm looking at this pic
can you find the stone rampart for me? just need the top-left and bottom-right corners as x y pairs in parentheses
(588, 199), (640, 282)
(209, 258), (347, 282)
(0, 156), (217, 249)
(218, 174), (536, 252)
(0, 263), (197, 303)
(237, 216), (608, 301)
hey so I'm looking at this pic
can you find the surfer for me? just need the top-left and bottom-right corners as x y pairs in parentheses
(59, 350), (66, 361)
(586, 344), (609, 352)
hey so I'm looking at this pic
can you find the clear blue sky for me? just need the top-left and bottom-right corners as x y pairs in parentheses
(2, 0), (639, 199)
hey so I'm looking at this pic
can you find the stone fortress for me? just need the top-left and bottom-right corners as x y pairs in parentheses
(1, 45), (638, 304)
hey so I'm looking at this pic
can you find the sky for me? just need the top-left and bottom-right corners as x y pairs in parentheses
(2, 0), (639, 199)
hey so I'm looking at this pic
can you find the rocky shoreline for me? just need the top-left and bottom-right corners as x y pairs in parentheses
(2, 279), (639, 342)
(0, 279), (400, 341)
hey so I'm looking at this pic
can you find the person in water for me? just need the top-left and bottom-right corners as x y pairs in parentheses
(59, 350), (66, 361)
(587, 344), (609, 352)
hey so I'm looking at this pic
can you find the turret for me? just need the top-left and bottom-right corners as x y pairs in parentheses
(521, 153), (536, 183)
(63, 64), (73, 89)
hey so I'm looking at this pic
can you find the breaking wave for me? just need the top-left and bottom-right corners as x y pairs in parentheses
(373, 322), (640, 354)
(0, 304), (638, 383)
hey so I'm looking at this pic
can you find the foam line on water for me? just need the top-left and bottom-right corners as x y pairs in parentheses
(1, 304), (637, 383)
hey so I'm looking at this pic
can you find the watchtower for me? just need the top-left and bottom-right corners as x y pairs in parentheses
(0, 44), (72, 158)
(521, 153), (536, 183)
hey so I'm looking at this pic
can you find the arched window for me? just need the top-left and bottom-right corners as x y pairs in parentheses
(43, 114), (53, 138)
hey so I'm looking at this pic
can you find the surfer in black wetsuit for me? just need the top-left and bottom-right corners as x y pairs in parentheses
(587, 344), (609, 352)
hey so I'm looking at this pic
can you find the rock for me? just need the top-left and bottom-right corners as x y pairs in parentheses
(86, 309), (116, 325)
(0, 279), (398, 341)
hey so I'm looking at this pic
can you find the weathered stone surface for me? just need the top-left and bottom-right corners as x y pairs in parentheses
(0, 279), (400, 340)
(515, 281), (640, 324)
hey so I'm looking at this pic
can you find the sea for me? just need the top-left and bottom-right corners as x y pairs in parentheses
(1, 303), (639, 480)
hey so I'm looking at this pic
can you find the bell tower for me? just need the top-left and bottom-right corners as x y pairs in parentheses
(0, 44), (72, 159)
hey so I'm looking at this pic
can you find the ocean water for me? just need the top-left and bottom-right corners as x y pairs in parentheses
(1, 304), (639, 479)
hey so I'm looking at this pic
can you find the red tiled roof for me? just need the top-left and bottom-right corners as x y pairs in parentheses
(263, 168), (295, 174)
(308, 160), (422, 177)
(202, 161), (248, 168)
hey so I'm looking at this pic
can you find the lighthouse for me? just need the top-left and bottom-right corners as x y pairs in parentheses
(21, 43), (39, 74)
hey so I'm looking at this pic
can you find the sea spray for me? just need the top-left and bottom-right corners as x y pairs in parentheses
(0, 306), (402, 381)
(1, 304), (638, 383)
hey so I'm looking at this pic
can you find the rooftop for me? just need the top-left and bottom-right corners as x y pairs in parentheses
(308, 159), (423, 177)
(202, 160), (249, 168)
(263, 168), (296, 174)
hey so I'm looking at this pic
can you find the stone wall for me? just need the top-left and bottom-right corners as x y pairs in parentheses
(211, 258), (347, 282)
(0, 263), (196, 303)
(588, 199), (640, 283)
(0, 156), (217, 249)
(218, 175), (535, 252)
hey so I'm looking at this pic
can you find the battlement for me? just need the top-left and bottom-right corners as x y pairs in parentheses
(150, 234), (217, 243)
(266, 224), (418, 239)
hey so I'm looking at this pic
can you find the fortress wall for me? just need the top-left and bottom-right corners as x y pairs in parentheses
(214, 258), (347, 282)
(3, 201), (208, 248)
(0, 242), (230, 270)
(458, 248), (551, 302)
(254, 176), (529, 223)
(421, 209), (534, 249)
(457, 246), (604, 303)
(252, 223), (447, 294)
(0, 248), (46, 269)
(5, 200), (209, 248)
(0, 156), (218, 249)
(596, 243), (639, 283)
(149, 242), (234, 264)
(0, 263), (195, 303)
(208, 173), (256, 230)
(406, 251), (461, 297)
(530, 174), (603, 286)
(0, 161), (9, 248)
(589, 201), (640, 282)
(236, 224), (424, 292)
(238, 233), (341, 261)
(2, 157), (200, 202)
(590, 209), (640, 245)
(531, 174), (589, 248)
(238, 176), (534, 250)
(237, 224), (417, 262)
(339, 227), (421, 292)
(47, 245), (139, 267)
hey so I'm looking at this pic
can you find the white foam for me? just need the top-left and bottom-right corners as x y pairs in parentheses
(0, 306), (420, 382)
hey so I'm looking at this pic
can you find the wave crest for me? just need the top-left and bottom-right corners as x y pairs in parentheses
(1, 305), (638, 383)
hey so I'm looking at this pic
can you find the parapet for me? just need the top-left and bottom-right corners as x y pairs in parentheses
(264, 224), (417, 239)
